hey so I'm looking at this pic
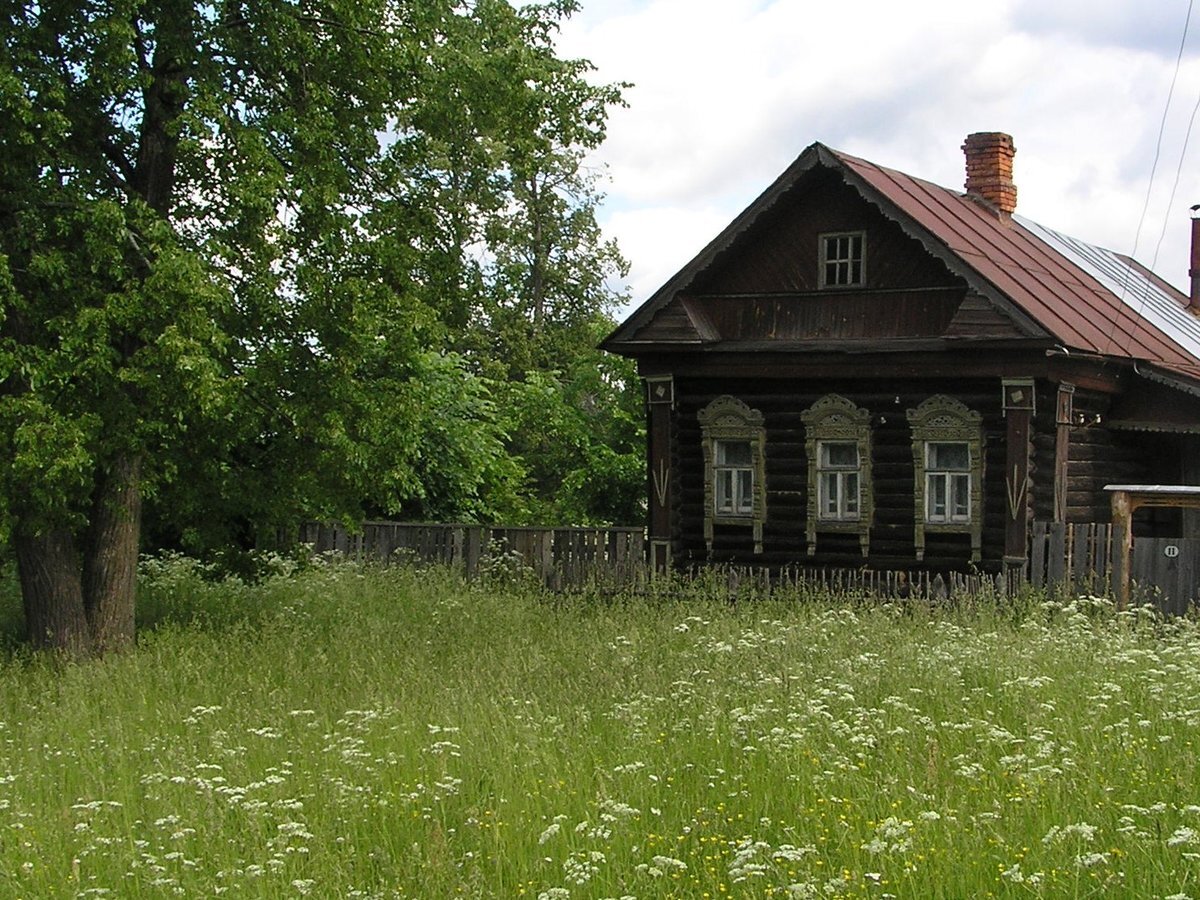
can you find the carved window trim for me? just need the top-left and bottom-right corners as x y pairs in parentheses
(907, 395), (984, 562)
(801, 394), (873, 556)
(699, 396), (766, 553)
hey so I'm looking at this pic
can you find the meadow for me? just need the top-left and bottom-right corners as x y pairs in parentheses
(1, 555), (1199, 898)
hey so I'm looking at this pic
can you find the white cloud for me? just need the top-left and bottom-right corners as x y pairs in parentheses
(557, 0), (1200, 316)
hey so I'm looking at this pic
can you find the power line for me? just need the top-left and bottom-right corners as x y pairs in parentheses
(1104, 0), (1193, 354)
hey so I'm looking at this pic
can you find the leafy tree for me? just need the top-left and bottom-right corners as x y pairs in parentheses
(0, 0), (626, 654)
(496, 319), (644, 525)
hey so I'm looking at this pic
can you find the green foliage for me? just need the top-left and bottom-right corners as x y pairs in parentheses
(497, 322), (645, 524)
(1, 0), (640, 596)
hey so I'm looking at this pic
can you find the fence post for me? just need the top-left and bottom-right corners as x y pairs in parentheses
(1111, 521), (1130, 610)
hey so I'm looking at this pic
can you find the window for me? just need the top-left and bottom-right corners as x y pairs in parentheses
(714, 440), (754, 516)
(820, 232), (865, 287)
(801, 395), (873, 556)
(925, 442), (971, 523)
(699, 396), (767, 554)
(818, 441), (860, 521)
(907, 395), (984, 562)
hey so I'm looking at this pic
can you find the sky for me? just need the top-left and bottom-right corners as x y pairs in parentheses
(553, 0), (1200, 318)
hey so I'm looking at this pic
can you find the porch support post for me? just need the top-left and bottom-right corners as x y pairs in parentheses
(645, 376), (675, 574)
(1002, 379), (1035, 575)
(1109, 489), (1133, 610)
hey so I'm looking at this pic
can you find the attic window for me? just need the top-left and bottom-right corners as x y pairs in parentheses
(820, 232), (865, 287)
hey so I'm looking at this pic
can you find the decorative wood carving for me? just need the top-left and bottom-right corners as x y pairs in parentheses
(698, 396), (767, 553)
(907, 394), (985, 562)
(801, 394), (873, 557)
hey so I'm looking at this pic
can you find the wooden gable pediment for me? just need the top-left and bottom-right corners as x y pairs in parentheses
(603, 144), (1043, 353)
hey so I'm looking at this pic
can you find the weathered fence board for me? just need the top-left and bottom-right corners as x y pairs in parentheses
(1132, 537), (1199, 614)
(299, 522), (648, 590)
(297, 520), (1195, 612)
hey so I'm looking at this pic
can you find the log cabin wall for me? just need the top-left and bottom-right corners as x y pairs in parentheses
(670, 376), (1020, 572)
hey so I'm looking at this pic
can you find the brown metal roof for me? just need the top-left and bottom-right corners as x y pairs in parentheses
(833, 148), (1200, 368)
(605, 141), (1200, 379)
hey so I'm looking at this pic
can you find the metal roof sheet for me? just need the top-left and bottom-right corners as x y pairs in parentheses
(834, 149), (1200, 368)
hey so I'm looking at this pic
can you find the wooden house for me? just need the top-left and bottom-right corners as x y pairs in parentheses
(602, 133), (1200, 575)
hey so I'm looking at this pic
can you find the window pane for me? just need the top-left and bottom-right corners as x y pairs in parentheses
(821, 441), (858, 467)
(951, 473), (970, 518)
(737, 470), (754, 513)
(716, 470), (733, 513)
(845, 473), (859, 514)
(929, 442), (969, 470)
(820, 472), (839, 515)
(928, 474), (947, 519)
(717, 440), (752, 466)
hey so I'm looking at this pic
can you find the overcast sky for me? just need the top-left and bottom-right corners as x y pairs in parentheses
(554, 0), (1200, 316)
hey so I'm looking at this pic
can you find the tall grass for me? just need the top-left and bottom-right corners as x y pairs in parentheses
(1, 558), (1199, 897)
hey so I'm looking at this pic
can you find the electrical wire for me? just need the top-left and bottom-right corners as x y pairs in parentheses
(1103, 0), (1193, 355)
(1151, 60), (1200, 272)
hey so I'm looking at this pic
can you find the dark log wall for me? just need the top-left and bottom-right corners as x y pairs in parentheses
(691, 170), (960, 296)
(1060, 388), (1186, 533)
(671, 377), (1012, 572)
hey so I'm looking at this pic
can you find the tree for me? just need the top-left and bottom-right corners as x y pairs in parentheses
(0, 0), (625, 654)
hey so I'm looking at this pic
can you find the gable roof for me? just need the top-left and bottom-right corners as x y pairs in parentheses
(604, 141), (1200, 383)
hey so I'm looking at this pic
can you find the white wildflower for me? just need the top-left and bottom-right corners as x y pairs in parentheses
(1168, 826), (1199, 847)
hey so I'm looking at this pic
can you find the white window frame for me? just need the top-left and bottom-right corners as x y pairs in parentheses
(907, 395), (984, 562)
(924, 441), (972, 524)
(820, 231), (865, 288)
(801, 395), (873, 557)
(817, 440), (861, 522)
(699, 396), (767, 554)
(713, 440), (755, 517)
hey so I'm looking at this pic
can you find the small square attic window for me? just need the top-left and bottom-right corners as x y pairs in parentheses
(820, 232), (865, 287)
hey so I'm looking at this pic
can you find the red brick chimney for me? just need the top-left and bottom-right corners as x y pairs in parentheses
(963, 132), (1017, 216)
(1189, 209), (1200, 314)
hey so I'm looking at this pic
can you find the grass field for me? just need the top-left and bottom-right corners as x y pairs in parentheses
(1, 555), (1200, 898)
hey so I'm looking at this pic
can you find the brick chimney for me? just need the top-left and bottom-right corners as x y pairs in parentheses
(1190, 209), (1200, 314)
(963, 132), (1017, 216)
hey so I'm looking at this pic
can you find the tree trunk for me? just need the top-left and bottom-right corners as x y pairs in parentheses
(83, 452), (143, 653)
(15, 529), (92, 657)
(14, 453), (144, 657)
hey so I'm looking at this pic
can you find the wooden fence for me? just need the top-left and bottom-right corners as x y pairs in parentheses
(297, 521), (647, 590)
(1028, 521), (1117, 595)
(297, 520), (1197, 611)
(1028, 521), (1199, 612)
